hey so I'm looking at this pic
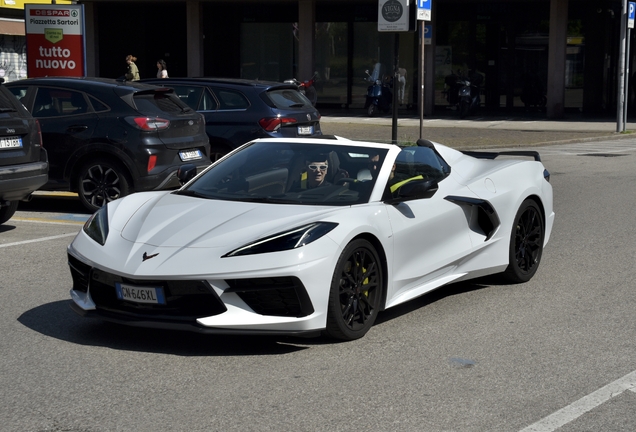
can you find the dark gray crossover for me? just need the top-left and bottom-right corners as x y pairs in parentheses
(7, 77), (210, 212)
(142, 77), (322, 161)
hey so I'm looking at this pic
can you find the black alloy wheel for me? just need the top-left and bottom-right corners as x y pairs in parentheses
(503, 199), (545, 283)
(325, 239), (383, 341)
(78, 159), (131, 212)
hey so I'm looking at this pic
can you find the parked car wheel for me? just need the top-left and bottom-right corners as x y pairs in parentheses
(325, 239), (383, 341)
(77, 159), (131, 212)
(503, 199), (545, 283)
(210, 145), (230, 162)
(0, 201), (19, 225)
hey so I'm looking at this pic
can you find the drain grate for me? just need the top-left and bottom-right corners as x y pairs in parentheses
(579, 153), (629, 157)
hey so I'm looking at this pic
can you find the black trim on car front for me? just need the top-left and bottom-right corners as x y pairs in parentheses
(225, 277), (314, 318)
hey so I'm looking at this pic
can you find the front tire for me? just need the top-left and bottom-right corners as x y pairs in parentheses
(305, 85), (318, 106)
(0, 201), (19, 225)
(367, 104), (378, 117)
(503, 199), (545, 283)
(325, 239), (383, 341)
(77, 159), (131, 212)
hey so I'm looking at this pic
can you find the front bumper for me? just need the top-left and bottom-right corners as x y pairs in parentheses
(67, 235), (337, 335)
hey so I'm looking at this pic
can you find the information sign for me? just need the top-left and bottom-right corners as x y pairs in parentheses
(25, 3), (85, 77)
(378, 0), (410, 32)
(417, 0), (431, 21)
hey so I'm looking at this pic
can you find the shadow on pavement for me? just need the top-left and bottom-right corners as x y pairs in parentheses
(17, 300), (309, 356)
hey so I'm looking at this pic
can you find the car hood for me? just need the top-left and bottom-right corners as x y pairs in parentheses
(116, 192), (340, 249)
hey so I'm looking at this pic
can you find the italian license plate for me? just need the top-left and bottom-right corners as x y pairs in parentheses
(115, 283), (166, 305)
(179, 149), (202, 161)
(298, 125), (313, 135)
(0, 136), (22, 149)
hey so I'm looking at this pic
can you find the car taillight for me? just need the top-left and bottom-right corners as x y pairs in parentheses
(126, 116), (170, 131)
(259, 116), (297, 132)
(147, 155), (157, 172)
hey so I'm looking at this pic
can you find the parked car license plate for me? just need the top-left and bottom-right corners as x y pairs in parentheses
(179, 149), (203, 161)
(0, 136), (22, 149)
(115, 283), (166, 305)
(298, 126), (313, 135)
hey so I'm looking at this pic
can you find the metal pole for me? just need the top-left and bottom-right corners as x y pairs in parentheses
(419, 20), (425, 140)
(618, 0), (628, 132)
(624, 27), (631, 129)
(391, 33), (399, 144)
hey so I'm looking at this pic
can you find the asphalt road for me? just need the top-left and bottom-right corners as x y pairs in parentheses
(2, 139), (636, 431)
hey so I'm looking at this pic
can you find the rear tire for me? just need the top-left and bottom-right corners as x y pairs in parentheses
(0, 201), (19, 225)
(77, 159), (131, 212)
(325, 239), (383, 341)
(502, 199), (545, 283)
(459, 99), (470, 118)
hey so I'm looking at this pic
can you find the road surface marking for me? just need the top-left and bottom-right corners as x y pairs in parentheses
(0, 232), (78, 248)
(519, 370), (636, 431)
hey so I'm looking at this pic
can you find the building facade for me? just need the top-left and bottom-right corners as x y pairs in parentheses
(58, 1), (635, 117)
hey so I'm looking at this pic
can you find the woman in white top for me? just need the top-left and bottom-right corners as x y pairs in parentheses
(156, 59), (168, 78)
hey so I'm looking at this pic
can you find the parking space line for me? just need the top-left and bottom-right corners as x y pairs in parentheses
(519, 370), (636, 432)
(0, 232), (78, 248)
(12, 217), (86, 226)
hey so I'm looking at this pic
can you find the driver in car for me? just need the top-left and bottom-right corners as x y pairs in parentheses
(306, 157), (330, 188)
(290, 153), (331, 190)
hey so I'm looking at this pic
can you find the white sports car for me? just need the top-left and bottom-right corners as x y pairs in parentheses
(68, 137), (554, 341)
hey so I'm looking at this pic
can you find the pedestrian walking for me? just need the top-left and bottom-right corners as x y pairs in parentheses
(125, 55), (140, 81)
(156, 59), (168, 78)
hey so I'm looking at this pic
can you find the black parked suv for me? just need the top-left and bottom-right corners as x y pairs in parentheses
(142, 78), (322, 160)
(0, 79), (48, 225)
(6, 77), (210, 212)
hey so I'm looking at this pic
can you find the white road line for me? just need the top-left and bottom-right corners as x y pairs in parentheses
(519, 370), (636, 432)
(0, 232), (77, 248)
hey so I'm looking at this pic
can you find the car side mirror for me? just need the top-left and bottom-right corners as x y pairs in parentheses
(385, 179), (439, 205)
(177, 163), (197, 185)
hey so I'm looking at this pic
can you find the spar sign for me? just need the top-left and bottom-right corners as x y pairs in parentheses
(25, 4), (85, 77)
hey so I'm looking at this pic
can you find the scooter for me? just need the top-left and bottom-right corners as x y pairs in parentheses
(444, 70), (482, 118)
(364, 70), (393, 117)
(284, 72), (318, 106)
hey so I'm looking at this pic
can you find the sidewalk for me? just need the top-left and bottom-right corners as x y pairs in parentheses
(318, 108), (636, 149)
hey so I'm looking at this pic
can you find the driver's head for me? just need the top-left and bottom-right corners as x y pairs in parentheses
(306, 154), (329, 188)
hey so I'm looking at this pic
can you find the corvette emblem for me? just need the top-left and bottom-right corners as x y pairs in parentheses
(142, 252), (159, 262)
(306, 114), (311, 121)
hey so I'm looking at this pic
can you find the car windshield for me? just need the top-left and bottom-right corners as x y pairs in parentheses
(177, 141), (389, 205)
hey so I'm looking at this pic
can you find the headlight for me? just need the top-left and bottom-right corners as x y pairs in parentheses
(83, 205), (109, 246)
(223, 222), (338, 257)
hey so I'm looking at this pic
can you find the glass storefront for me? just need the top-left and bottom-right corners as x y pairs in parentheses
(240, 23), (294, 81)
(314, 22), (348, 105)
(239, 20), (416, 109)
